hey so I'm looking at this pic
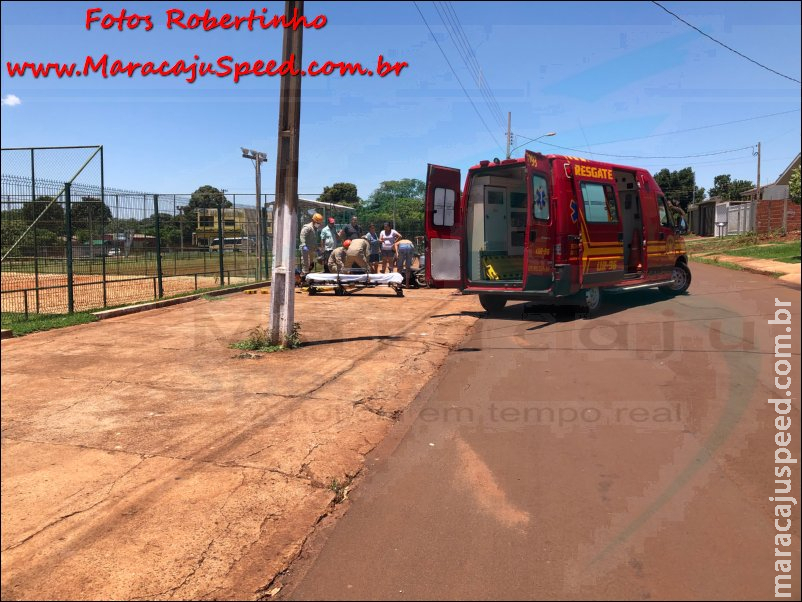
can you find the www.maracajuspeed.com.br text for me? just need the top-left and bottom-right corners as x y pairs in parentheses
(6, 53), (409, 84)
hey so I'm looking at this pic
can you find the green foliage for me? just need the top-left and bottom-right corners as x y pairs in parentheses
(358, 179), (425, 233)
(0, 213), (26, 256)
(366, 179), (425, 206)
(71, 197), (112, 226)
(186, 185), (231, 210)
(318, 182), (361, 208)
(653, 167), (704, 209)
(141, 213), (182, 246)
(708, 174), (755, 201)
(230, 322), (302, 352)
(789, 166), (800, 205)
(21, 196), (65, 233)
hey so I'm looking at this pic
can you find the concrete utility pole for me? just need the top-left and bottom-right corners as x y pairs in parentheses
(268, 0), (304, 346)
(241, 148), (268, 280)
(505, 112), (511, 159)
(755, 141), (762, 232)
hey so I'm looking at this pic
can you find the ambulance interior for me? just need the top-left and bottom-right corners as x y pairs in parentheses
(465, 165), (528, 284)
(613, 169), (644, 274)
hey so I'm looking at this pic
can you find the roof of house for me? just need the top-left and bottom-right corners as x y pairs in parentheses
(775, 152), (801, 186)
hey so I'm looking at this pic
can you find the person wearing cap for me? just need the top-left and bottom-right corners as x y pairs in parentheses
(345, 236), (372, 274)
(319, 217), (339, 273)
(299, 213), (323, 274)
(327, 239), (350, 273)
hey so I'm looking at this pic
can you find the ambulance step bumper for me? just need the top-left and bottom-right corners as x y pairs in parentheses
(604, 279), (674, 292)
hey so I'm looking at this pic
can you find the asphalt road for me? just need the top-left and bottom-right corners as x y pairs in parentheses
(283, 263), (801, 601)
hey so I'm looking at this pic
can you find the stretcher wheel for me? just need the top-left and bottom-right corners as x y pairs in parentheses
(396, 287), (404, 297)
(308, 286), (318, 295)
(334, 287), (344, 296)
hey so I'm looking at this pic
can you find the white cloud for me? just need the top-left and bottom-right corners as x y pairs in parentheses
(1, 94), (22, 107)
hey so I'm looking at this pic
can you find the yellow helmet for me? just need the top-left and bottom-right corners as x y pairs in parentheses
(312, 213), (323, 223)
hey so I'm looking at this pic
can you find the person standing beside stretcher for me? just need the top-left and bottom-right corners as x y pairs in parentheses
(299, 213), (323, 275)
(393, 238), (415, 287)
(344, 238), (372, 274)
(379, 222), (401, 273)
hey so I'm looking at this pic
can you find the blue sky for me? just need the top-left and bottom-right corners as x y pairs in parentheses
(1, 1), (800, 203)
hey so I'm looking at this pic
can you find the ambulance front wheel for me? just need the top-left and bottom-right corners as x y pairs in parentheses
(660, 262), (692, 295)
(479, 295), (507, 313)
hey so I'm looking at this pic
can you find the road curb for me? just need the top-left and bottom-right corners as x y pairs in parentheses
(0, 329), (13, 340)
(92, 281), (271, 320)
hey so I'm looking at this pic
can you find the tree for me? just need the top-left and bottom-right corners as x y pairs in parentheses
(653, 168), (705, 209)
(365, 179), (425, 206)
(358, 179), (425, 233)
(318, 182), (361, 208)
(708, 174), (754, 201)
(70, 196), (112, 227)
(141, 213), (181, 246)
(185, 185), (231, 211)
(21, 196), (65, 234)
(789, 166), (800, 205)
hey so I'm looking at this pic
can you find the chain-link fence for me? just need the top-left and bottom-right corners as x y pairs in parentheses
(1, 147), (277, 317)
(2, 146), (423, 317)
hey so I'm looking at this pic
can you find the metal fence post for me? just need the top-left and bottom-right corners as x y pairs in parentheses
(262, 205), (270, 281)
(101, 145), (107, 306)
(154, 194), (164, 298)
(65, 182), (74, 313)
(31, 148), (40, 313)
(217, 204), (225, 286)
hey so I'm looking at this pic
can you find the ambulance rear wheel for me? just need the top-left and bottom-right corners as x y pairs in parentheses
(660, 262), (692, 295)
(582, 287), (602, 315)
(479, 295), (507, 313)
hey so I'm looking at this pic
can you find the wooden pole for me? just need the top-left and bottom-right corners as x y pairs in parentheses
(268, 0), (304, 346)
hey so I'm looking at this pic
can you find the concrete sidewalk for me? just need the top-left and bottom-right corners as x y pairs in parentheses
(698, 253), (801, 285)
(1, 288), (480, 600)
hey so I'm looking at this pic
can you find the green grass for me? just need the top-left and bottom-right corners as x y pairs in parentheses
(685, 232), (761, 255)
(1, 311), (98, 336)
(725, 242), (801, 263)
(230, 324), (302, 354)
(2, 251), (270, 277)
(690, 255), (783, 278)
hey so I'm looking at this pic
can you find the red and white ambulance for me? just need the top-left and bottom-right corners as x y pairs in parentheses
(424, 150), (691, 313)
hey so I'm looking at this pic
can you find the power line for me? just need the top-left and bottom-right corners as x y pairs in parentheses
(536, 140), (755, 159)
(413, 1), (504, 151)
(652, 1), (801, 84)
(440, 1), (506, 128)
(576, 109), (801, 146)
(432, 1), (505, 129)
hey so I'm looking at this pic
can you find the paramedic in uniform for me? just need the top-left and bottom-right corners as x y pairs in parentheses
(299, 213), (323, 274)
(327, 240), (350, 273)
(344, 237), (372, 273)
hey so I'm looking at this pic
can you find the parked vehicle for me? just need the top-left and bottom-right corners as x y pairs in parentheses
(209, 237), (255, 253)
(424, 150), (691, 314)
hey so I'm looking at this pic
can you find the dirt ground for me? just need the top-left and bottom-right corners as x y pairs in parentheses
(0, 286), (481, 600)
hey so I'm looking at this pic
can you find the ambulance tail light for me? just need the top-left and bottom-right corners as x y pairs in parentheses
(558, 234), (581, 263)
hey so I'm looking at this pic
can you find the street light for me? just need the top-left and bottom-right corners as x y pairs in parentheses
(241, 148), (268, 280)
(508, 132), (556, 157)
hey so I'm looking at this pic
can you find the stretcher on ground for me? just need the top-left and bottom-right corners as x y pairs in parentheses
(304, 271), (405, 297)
